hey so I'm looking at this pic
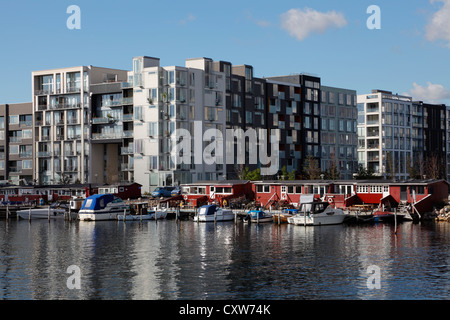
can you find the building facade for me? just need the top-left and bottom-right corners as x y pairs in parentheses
(320, 86), (358, 179)
(32, 66), (128, 185)
(357, 90), (414, 180)
(0, 102), (33, 185)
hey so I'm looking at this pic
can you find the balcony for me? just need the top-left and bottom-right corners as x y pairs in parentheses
(64, 166), (78, 172)
(123, 114), (133, 122)
(121, 146), (134, 155)
(34, 89), (52, 96)
(50, 103), (82, 110)
(37, 151), (52, 158)
(9, 137), (22, 143)
(92, 117), (112, 124)
(122, 97), (133, 105)
(19, 152), (32, 159)
(67, 118), (78, 125)
(121, 82), (134, 89)
(19, 121), (32, 128)
(66, 87), (81, 93)
(121, 163), (134, 171)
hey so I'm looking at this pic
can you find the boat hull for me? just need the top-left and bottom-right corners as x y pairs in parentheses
(117, 210), (168, 221)
(288, 212), (346, 226)
(17, 208), (66, 220)
(243, 216), (273, 223)
(78, 210), (127, 221)
(194, 211), (235, 222)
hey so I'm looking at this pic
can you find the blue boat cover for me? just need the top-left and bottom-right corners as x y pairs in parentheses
(81, 194), (115, 210)
(248, 210), (265, 218)
(200, 204), (218, 216)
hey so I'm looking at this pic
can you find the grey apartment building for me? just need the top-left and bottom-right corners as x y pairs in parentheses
(0, 102), (33, 185)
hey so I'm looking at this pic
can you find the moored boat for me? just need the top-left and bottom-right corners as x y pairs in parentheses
(244, 209), (273, 223)
(193, 204), (235, 222)
(288, 202), (346, 226)
(17, 207), (67, 220)
(372, 210), (405, 223)
(117, 209), (168, 221)
(273, 208), (298, 224)
(78, 194), (130, 221)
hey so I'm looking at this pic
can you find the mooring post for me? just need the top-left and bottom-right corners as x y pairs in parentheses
(394, 208), (398, 235)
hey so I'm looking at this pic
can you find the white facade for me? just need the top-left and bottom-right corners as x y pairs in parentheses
(357, 90), (413, 180)
(32, 66), (128, 184)
(129, 57), (226, 193)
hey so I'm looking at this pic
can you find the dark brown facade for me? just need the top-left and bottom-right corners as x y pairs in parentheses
(0, 102), (33, 184)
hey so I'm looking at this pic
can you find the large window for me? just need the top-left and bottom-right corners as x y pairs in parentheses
(66, 72), (81, 93)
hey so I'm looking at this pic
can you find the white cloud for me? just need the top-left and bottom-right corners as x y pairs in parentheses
(425, 0), (450, 47)
(280, 8), (347, 41)
(178, 14), (196, 25)
(407, 82), (450, 103)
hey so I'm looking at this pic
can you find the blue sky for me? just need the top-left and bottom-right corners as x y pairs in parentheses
(1, 0), (449, 104)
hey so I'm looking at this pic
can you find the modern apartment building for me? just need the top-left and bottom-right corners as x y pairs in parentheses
(411, 101), (447, 179)
(212, 61), (268, 178)
(357, 90), (413, 180)
(0, 102), (33, 185)
(32, 66), (128, 185)
(320, 86), (358, 179)
(265, 74), (321, 177)
(121, 56), (227, 192)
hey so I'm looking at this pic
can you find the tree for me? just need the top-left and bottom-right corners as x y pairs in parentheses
(246, 168), (261, 181)
(280, 166), (288, 180)
(303, 155), (321, 180)
(324, 154), (340, 180)
(424, 153), (443, 180)
(354, 164), (376, 180)
(406, 154), (419, 179)
(288, 169), (297, 180)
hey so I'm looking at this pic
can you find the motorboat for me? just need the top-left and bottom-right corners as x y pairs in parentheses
(273, 208), (298, 224)
(17, 207), (67, 220)
(243, 209), (273, 223)
(117, 209), (168, 221)
(78, 194), (130, 221)
(288, 202), (346, 226)
(372, 210), (405, 223)
(193, 204), (235, 222)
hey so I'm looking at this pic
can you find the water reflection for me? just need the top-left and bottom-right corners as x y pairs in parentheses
(0, 220), (448, 300)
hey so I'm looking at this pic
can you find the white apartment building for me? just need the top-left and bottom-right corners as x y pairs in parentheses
(32, 66), (128, 185)
(128, 56), (226, 193)
(357, 90), (413, 180)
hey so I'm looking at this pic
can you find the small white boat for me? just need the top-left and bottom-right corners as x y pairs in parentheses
(78, 194), (130, 221)
(117, 209), (168, 221)
(17, 207), (66, 220)
(243, 209), (273, 223)
(194, 204), (235, 222)
(288, 202), (346, 226)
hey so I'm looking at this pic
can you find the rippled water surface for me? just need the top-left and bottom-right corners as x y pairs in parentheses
(0, 219), (448, 300)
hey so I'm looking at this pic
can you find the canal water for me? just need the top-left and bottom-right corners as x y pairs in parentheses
(0, 219), (448, 300)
